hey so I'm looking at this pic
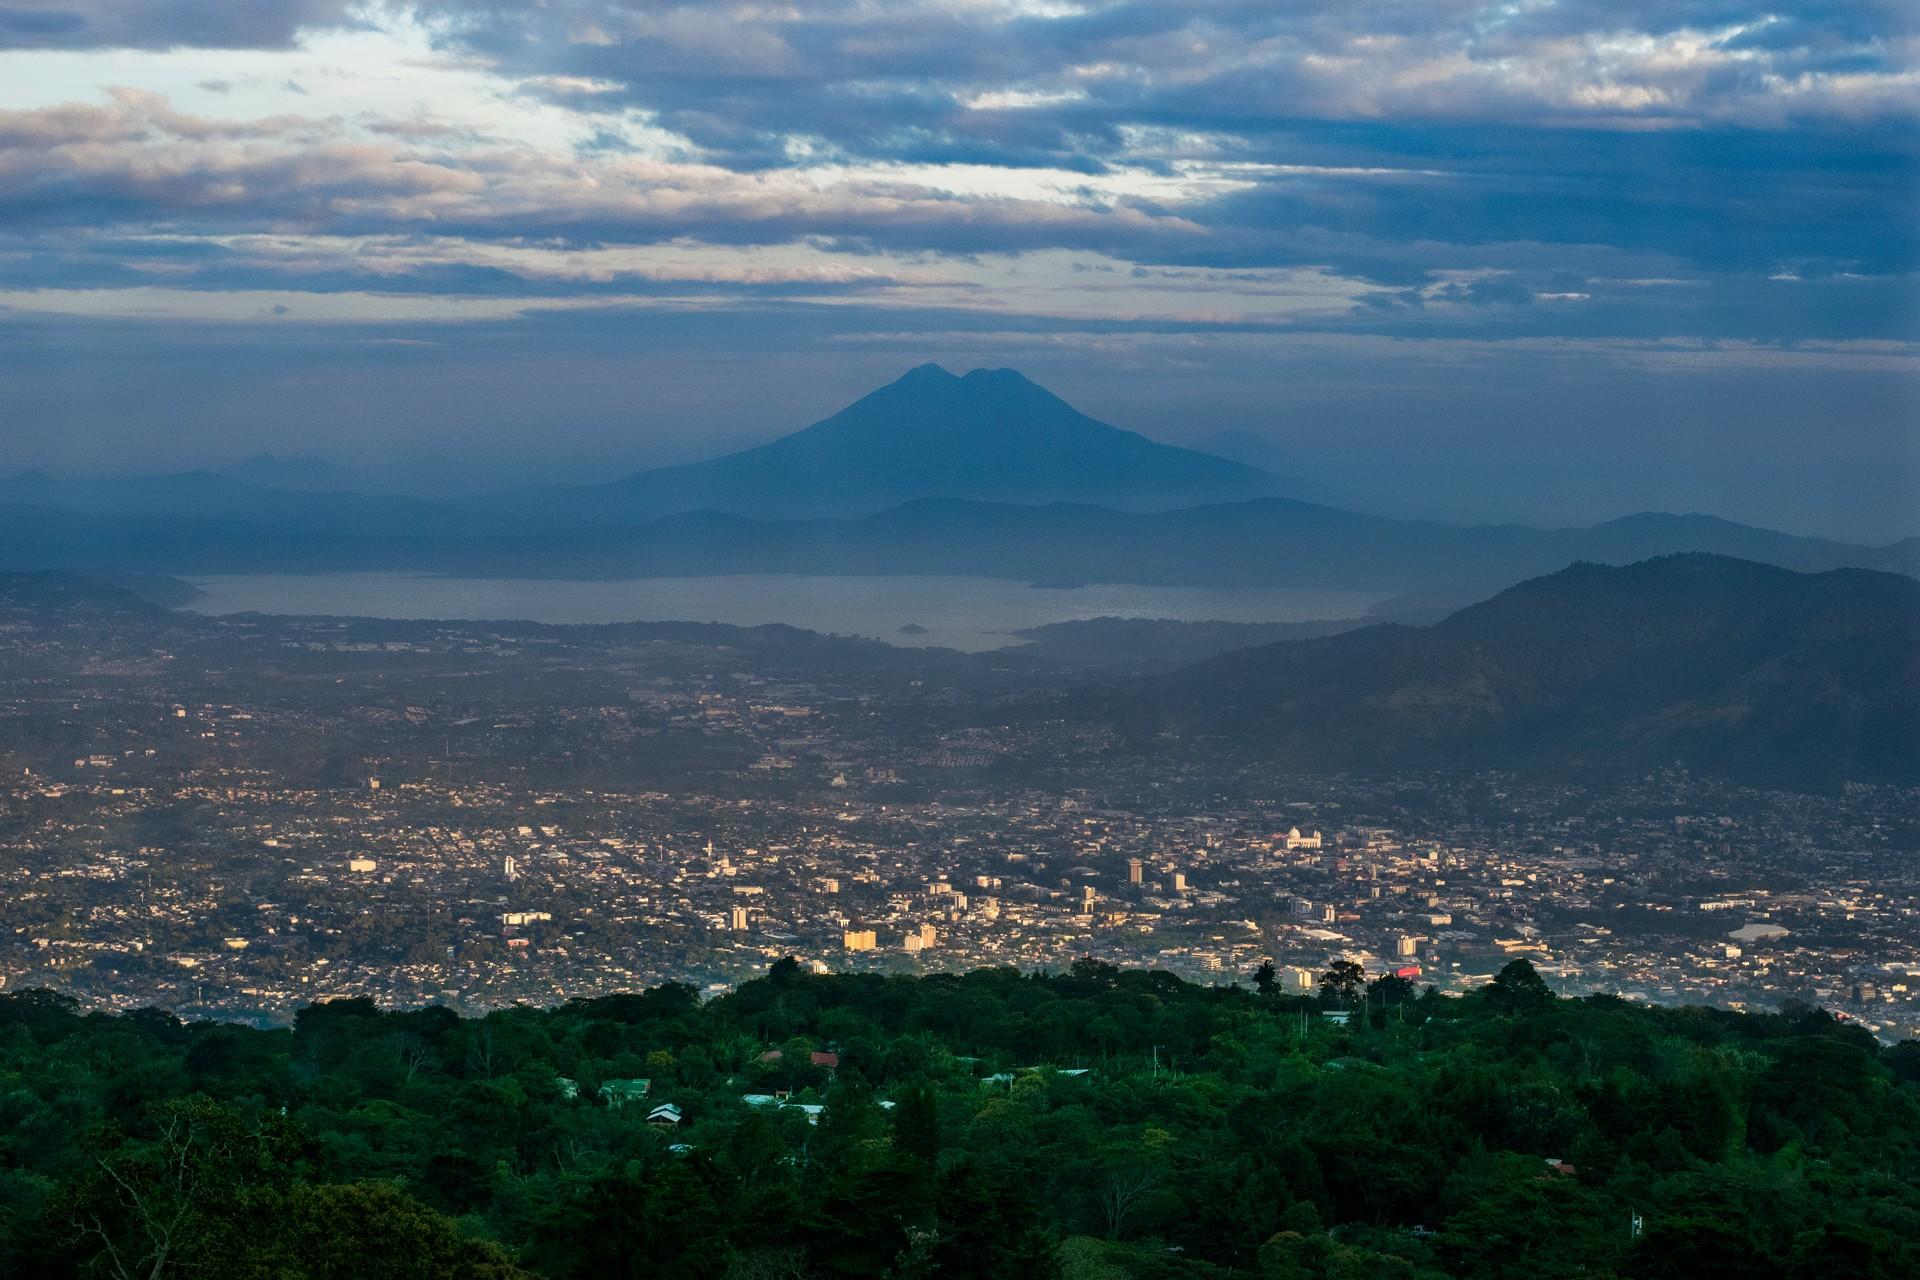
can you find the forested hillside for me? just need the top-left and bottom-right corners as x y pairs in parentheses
(3, 961), (1917, 1279)
(1119, 555), (1920, 788)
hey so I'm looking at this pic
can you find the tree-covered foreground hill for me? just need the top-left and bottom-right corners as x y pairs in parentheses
(3, 961), (1918, 1279)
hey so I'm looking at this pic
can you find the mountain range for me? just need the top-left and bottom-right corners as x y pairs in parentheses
(219, 454), (383, 494)
(1089, 554), (1920, 788)
(3, 489), (1912, 607)
(1, 366), (1913, 608)
(0, 365), (1285, 534)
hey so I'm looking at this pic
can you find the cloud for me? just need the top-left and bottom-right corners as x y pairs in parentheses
(0, 1), (357, 50)
(408, 0), (1919, 160)
(0, 76), (1909, 359)
(0, 87), (1215, 257)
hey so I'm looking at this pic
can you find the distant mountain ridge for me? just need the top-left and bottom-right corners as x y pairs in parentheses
(468, 364), (1291, 524)
(0, 365), (1287, 531)
(1100, 554), (1920, 788)
(0, 365), (1913, 606)
(1, 492), (1913, 606)
(219, 454), (379, 493)
(0, 469), (461, 536)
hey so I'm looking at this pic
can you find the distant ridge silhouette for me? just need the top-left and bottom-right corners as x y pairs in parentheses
(1104, 554), (1920, 788)
(469, 364), (1291, 524)
(0, 367), (1913, 601)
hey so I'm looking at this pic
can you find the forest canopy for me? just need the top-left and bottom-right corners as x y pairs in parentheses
(2, 959), (1917, 1280)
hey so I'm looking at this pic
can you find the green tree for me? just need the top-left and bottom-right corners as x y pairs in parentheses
(933, 1160), (1062, 1280)
(1485, 961), (1553, 1014)
(1626, 1217), (1777, 1280)
(267, 1181), (530, 1279)
(1319, 962), (1365, 1009)
(1367, 975), (1416, 1008)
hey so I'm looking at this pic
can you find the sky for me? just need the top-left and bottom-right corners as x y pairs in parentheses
(0, 0), (1915, 539)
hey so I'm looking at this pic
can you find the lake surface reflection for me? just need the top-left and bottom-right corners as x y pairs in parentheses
(186, 573), (1390, 653)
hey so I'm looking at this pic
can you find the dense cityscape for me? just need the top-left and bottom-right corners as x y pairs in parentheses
(7, 580), (1915, 1040)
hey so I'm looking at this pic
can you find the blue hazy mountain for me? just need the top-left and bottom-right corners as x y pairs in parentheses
(219, 454), (378, 493)
(0, 469), (462, 536)
(3, 491), (1913, 609)
(1, 363), (1914, 603)
(1, 367), (1287, 531)
(473, 364), (1292, 524)
(1188, 428), (1297, 474)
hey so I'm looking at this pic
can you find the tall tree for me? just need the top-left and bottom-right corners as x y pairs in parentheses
(1319, 961), (1366, 1008)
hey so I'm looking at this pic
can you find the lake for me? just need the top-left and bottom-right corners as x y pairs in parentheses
(185, 573), (1391, 653)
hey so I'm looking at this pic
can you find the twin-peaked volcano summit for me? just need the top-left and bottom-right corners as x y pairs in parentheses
(484, 364), (1289, 525)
